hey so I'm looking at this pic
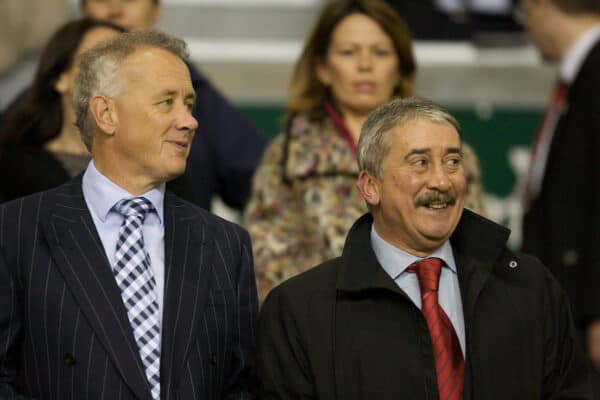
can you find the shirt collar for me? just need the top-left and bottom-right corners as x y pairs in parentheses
(560, 24), (600, 84)
(82, 160), (165, 224)
(370, 224), (457, 281)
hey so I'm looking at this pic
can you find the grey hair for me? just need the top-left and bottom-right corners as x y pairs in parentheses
(357, 97), (461, 179)
(74, 30), (189, 151)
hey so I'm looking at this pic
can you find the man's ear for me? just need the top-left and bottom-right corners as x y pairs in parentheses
(89, 95), (117, 135)
(356, 170), (381, 207)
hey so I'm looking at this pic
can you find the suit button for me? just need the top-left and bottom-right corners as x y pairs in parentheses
(64, 353), (76, 366)
(210, 353), (217, 366)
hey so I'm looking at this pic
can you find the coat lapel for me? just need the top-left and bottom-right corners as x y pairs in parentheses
(451, 209), (510, 322)
(160, 192), (214, 395)
(40, 179), (152, 400)
(336, 213), (415, 299)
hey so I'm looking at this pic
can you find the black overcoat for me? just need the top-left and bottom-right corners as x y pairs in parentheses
(258, 211), (591, 399)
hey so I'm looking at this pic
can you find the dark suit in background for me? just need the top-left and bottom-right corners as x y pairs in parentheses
(0, 146), (72, 203)
(522, 40), (600, 328)
(0, 179), (257, 399)
(183, 63), (268, 210)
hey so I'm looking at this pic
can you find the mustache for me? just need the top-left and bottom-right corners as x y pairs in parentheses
(415, 190), (457, 207)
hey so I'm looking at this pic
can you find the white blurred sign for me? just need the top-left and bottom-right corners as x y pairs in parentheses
(435, 0), (512, 14)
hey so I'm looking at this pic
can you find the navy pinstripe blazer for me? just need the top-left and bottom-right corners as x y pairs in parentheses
(0, 177), (258, 399)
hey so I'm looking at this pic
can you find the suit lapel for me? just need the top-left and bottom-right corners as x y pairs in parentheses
(160, 193), (214, 395)
(40, 180), (152, 400)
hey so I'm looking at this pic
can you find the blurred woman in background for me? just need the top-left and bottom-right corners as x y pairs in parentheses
(245, 0), (486, 301)
(0, 18), (122, 202)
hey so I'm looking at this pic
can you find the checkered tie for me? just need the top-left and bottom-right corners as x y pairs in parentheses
(113, 197), (160, 400)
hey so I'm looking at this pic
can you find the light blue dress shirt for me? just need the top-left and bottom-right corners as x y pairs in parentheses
(370, 225), (466, 356)
(82, 161), (166, 333)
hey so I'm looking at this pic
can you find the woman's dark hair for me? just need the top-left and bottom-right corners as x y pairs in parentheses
(0, 18), (123, 151)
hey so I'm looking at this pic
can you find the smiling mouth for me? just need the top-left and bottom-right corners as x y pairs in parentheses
(426, 202), (449, 210)
(167, 140), (188, 148)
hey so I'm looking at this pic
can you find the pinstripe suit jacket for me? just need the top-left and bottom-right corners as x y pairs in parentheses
(0, 177), (258, 399)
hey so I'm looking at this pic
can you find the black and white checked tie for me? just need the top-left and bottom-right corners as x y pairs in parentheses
(113, 197), (160, 400)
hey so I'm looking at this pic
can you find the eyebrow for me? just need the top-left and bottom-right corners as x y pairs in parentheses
(404, 147), (462, 160)
(157, 90), (196, 102)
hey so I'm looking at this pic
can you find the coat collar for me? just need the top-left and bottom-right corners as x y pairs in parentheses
(40, 177), (215, 399)
(569, 39), (600, 100)
(282, 114), (359, 181)
(336, 210), (510, 316)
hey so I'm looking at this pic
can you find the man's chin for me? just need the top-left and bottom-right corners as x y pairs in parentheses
(162, 164), (187, 183)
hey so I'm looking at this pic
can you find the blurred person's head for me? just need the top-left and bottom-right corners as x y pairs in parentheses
(356, 97), (465, 257)
(0, 18), (123, 150)
(519, 0), (600, 61)
(287, 0), (415, 121)
(75, 30), (197, 193)
(81, 0), (162, 32)
(584, 317), (600, 372)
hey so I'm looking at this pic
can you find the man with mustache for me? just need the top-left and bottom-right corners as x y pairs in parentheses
(257, 97), (591, 399)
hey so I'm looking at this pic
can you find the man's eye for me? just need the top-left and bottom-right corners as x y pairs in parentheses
(446, 157), (462, 170)
(186, 102), (194, 112)
(159, 99), (173, 107)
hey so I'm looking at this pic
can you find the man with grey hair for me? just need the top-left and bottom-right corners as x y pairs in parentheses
(79, 0), (268, 212)
(257, 97), (591, 399)
(0, 30), (258, 399)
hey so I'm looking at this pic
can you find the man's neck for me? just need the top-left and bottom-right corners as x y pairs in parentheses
(557, 16), (600, 60)
(93, 154), (158, 195)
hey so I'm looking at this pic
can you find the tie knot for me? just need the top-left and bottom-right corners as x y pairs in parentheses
(114, 197), (154, 221)
(407, 257), (443, 292)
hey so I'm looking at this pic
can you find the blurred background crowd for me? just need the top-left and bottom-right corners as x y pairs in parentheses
(0, 0), (598, 389)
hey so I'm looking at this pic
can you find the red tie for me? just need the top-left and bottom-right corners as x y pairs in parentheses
(523, 80), (569, 209)
(407, 258), (464, 400)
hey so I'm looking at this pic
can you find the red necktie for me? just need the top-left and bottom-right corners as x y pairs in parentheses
(407, 258), (464, 400)
(523, 80), (569, 209)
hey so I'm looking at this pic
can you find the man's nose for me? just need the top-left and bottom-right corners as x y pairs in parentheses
(427, 162), (451, 191)
(175, 106), (198, 131)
